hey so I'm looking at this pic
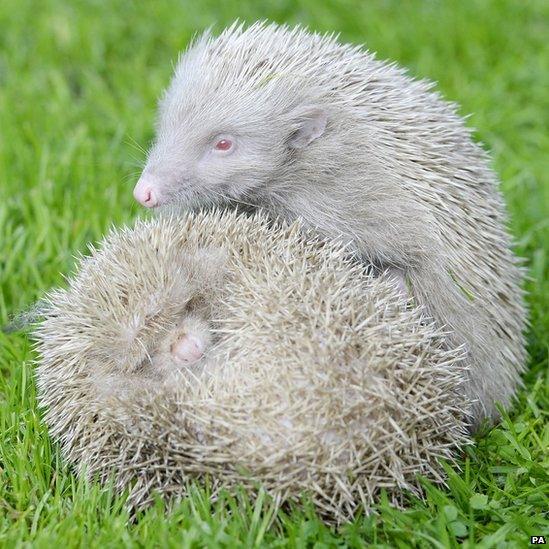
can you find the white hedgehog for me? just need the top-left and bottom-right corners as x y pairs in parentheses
(32, 210), (471, 522)
(133, 21), (527, 429)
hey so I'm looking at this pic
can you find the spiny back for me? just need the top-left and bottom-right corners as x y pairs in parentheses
(157, 21), (527, 427)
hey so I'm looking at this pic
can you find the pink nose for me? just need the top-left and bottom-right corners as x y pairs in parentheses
(172, 334), (204, 364)
(133, 175), (159, 208)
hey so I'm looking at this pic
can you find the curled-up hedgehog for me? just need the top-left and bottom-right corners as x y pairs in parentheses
(133, 21), (527, 429)
(33, 210), (471, 522)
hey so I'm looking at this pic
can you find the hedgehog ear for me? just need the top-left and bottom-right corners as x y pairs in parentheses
(288, 107), (327, 149)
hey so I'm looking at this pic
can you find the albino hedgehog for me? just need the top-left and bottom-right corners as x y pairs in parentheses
(133, 21), (527, 429)
(33, 210), (471, 522)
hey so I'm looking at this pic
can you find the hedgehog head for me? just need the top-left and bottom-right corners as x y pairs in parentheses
(134, 22), (339, 211)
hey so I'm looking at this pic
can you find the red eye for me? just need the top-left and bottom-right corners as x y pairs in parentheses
(214, 138), (233, 151)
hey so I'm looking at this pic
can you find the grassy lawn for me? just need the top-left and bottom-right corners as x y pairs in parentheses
(0, 0), (547, 546)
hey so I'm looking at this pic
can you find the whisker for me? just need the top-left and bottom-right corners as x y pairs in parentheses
(125, 135), (148, 157)
(122, 171), (143, 183)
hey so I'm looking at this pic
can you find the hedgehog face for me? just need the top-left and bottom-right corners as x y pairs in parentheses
(133, 36), (328, 211)
(134, 95), (327, 211)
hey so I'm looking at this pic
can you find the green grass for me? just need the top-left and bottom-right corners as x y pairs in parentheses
(1, 0), (547, 546)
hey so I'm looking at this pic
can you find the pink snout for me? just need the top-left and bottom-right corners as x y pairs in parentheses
(133, 175), (160, 208)
(171, 334), (205, 365)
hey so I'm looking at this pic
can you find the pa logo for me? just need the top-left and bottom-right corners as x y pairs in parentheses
(531, 536), (546, 545)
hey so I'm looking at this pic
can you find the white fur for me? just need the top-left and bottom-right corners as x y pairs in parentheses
(141, 21), (527, 429)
